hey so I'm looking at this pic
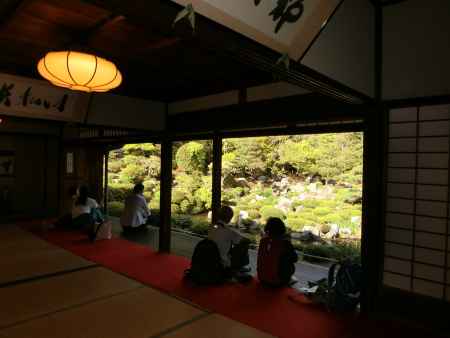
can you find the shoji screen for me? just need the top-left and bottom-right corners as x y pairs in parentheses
(383, 104), (450, 301)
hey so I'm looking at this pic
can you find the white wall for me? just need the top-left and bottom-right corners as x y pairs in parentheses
(383, 0), (450, 100)
(87, 93), (165, 131)
(301, 0), (375, 97)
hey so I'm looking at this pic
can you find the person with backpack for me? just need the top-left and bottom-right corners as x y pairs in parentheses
(257, 217), (298, 287)
(208, 205), (250, 272)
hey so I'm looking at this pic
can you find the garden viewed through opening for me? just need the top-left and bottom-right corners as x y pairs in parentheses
(107, 132), (363, 264)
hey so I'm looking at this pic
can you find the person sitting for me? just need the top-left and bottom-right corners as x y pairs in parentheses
(208, 205), (250, 274)
(71, 185), (103, 230)
(120, 183), (150, 234)
(257, 217), (298, 287)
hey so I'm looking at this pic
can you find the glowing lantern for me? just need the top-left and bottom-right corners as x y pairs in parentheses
(37, 51), (122, 92)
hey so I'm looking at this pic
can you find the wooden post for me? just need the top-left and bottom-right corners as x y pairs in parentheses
(103, 151), (109, 215)
(211, 135), (222, 224)
(159, 138), (173, 252)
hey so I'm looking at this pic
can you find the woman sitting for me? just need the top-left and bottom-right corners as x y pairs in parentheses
(257, 217), (298, 287)
(71, 185), (103, 230)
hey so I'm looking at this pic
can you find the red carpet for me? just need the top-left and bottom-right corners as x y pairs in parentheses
(21, 224), (431, 338)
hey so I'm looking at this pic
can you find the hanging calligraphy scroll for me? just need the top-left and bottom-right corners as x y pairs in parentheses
(0, 73), (89, 122)
(170, 0), (343, 60)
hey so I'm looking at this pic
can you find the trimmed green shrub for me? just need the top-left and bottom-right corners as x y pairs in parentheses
(191, 221), (209, 236)
(248, 209), (261, 219)
(172, 189), (186, 204)
(260, 206), (285, 220)
(314, 207), (331, 216)
(179, 199), (192, 214)
(107, 183), (133, 202)
(171, 204), (181, 214)
(171, 214), (193, 228)
(286, 217), (304, 231)
(176, 142), (207, 173)
(108, 201), (124, 217)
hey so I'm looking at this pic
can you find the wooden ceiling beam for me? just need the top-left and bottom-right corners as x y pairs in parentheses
(80, 0), (371, 104)
(64, 12), (123, 48)
(0, 0), (27, 27)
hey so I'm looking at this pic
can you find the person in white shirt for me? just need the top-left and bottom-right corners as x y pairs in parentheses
(208, 206), (250, 270)
(71, 185), (102, 229)
(120, 183), (150, 234)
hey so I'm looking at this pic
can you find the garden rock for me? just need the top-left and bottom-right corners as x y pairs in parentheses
(238, 210), (249, 226)
(276, 197), (292, 213)
(302, 225), (320, 236)
(345, 196), (362, 204)
(307, 183), (318, 193)
(298, 230), (322, 243)
(339, 227), (352, 237)
(235, 178), (250, 188)
(324, 224), (340, 239)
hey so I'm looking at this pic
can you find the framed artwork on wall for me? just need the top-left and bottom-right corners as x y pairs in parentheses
(66, 151), (74, 175)
(0, 152), (14, 177)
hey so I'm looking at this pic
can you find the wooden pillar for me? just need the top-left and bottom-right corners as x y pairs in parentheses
(159, 138), (173, 253)
(361, 1), (384, 314)
(103, 151), (109, 214)
(211, 135), (222, 224)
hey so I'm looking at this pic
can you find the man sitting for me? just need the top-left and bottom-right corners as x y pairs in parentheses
(120, 183), (150, 234)
(208, 205), (250, 274)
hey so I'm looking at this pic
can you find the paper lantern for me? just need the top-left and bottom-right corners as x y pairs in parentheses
(37, 51), (122, 92)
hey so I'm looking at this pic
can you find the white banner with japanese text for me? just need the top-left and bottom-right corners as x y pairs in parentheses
(171, 0), (342, 60)
(0, 73), (89, 122)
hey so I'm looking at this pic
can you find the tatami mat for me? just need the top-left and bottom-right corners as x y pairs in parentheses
(0, 225), (55, 251)
(1, 287), (205, 338)
(0, 248), (95, 286)
(161, 314), (276, 338)
(0, 267), (142, 329)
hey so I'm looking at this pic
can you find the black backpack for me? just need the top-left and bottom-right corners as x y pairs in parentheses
(185, 239), (228, 286)
(327, 260), (362, 312)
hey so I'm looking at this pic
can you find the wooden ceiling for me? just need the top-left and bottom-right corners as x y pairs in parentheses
(0, 0), (372, 104)
(0, 0), (275, 102)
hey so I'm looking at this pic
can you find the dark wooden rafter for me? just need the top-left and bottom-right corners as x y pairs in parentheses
(64, 12), (123, 48)
(80, 0), (372, 104)
(0, 0), (26, 27)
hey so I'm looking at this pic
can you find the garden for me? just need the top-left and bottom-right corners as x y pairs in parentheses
(107, 133), (363, 262)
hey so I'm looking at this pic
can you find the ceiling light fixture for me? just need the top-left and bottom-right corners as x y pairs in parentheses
(37, 51), (122, 93)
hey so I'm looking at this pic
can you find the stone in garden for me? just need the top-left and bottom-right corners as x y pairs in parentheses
(235, 177), (250, 188)
(223, 174), (237, 188)
(290, 231), (303, 240)
(325, 224), (340, 239)
(307, 183), (317, 193)
(297, 193), (306, 201)
(298, 230), (321, 243)
(339, 227), (352, 237)
(302, 225), (320, 236)
(295, 206), (304, 213)
(345, 196), (362, 204)
(277, 197), (292, 211)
